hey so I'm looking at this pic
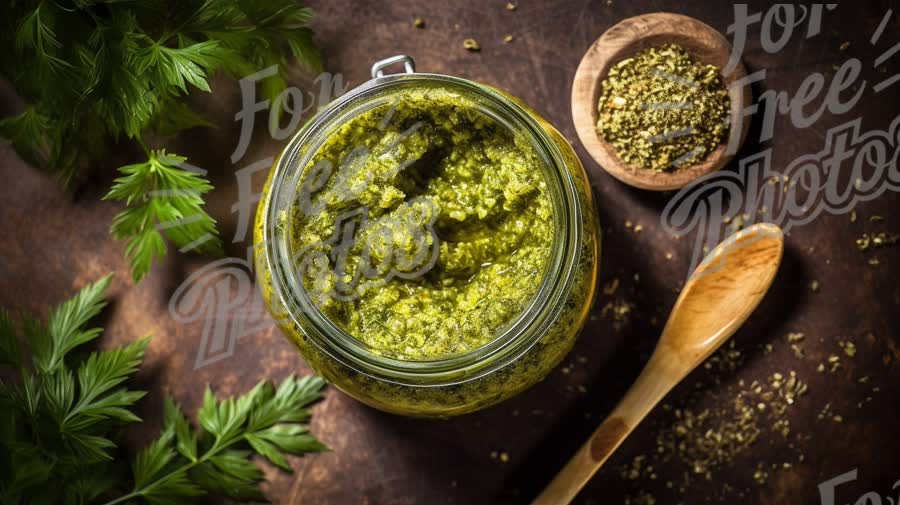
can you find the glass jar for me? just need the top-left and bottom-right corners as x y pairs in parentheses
(254, 56), (600, 417)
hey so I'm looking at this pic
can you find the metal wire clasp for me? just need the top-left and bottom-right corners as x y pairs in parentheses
(371, 55), (416, 79)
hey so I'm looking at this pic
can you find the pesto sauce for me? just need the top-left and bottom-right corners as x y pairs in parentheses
(291, 88), (554, 361)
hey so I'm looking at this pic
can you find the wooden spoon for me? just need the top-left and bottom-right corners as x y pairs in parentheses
(571, 12), (752, 191)
(531, 223), (784, 505)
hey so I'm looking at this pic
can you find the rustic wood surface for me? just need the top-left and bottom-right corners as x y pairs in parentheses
(2, 1), (899, 504)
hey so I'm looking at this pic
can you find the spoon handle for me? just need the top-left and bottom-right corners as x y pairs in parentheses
(530, 349), (688, 505)
(532, 224), (784, 505)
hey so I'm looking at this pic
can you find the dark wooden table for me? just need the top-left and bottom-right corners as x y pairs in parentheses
(2, 1), (899, 504)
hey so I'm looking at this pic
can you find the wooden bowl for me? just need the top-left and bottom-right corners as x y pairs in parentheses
(571, 12), (751, 191)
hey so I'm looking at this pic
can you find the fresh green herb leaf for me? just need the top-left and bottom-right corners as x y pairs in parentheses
(0, 107), (54, 168)
(164, 397), (198, 462)
(133, 432), (179, 489)
(150, 101), (217, 137)
(256, 423), (328, 455)
(0, 1), (321, 283)
(245, 432), (290, 470)
(0, 274), (328, 504)
(44, 274), (113, 372)
(136, 39), (228, 94)
(129, 379), (327, 504)
(66, 338), (150, 430)
(105, 150), (222, 282)
(192, 458), (264, 501)
(139, 469), (206, 505)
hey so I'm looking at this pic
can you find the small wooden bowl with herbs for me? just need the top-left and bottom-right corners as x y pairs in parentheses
(572, 12), (751, 191)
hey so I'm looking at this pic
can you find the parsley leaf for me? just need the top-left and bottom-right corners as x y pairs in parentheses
(0, 1), (321, 283)
(105, 150), (223, 282)
(136, 39), (229, 94)
(23, 273), (112, 374)
(124, 376), (328, 504)
(0, 275), (148, 501)
(0, 275), (329, 504)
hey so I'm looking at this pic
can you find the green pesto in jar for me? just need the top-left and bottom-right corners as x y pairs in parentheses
(289, 88), (554, 361)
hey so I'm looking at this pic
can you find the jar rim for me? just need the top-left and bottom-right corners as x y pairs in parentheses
(261, 71), (584, 386)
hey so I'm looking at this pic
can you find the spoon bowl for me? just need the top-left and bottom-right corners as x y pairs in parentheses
(661, 222), (784, 358)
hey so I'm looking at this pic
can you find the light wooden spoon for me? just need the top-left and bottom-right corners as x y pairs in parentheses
(532, 223), (784, 505)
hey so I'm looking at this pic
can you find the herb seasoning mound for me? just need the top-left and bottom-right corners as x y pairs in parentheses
(597, 44), (731, 171)
(291, 88), (554, 361)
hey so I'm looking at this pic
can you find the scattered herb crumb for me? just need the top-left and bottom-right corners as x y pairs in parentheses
(619, 342), (810, 500)
(615, 327), (886, 502)
(838, 340), (857, 358)
(463, 38), (481, 51)
(827, 354), (842, 373)
(601, 299), (637, 331)
(856, 232), (899, 252)
(787, 332), (805, 343)
(603, 277), (620, 295)
(753, 467), (769, 485)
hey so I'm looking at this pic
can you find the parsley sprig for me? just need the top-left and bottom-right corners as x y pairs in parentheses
(0, 275), (328, 504)
(104, 149), (222, 282)
(0, 0), (322, 282)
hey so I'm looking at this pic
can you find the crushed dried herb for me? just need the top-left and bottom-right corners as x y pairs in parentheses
(856, 231), (899, 251)
(620, 340), (810, 502)
(616, 324), (891, 503)
(597, 44), (730, 171)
